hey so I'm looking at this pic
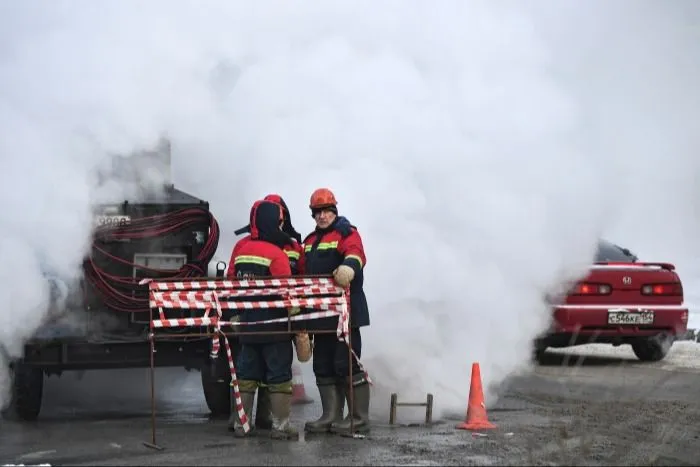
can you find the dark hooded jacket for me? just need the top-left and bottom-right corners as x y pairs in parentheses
(235, 194), (304, 274)
(226, 200), (293, 344)
(234, 194), (302, 243)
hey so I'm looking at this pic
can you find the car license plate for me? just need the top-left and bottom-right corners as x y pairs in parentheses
(607, 309), (654, 325)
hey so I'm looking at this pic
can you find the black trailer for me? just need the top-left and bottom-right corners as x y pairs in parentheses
(2, 146), (232, 421)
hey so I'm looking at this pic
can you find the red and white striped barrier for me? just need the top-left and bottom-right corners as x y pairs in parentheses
(149, 296), (347, 311)
(150, 285), (339, 302)
(140, 276), (369, 435)
(149, 277), (338, 291)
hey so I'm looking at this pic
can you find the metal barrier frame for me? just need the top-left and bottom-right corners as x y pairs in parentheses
(141, 274), (356, 450)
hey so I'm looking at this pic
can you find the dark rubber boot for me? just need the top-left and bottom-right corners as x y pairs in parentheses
(304, 377), (344, 433)
(331, 374), (371, 436)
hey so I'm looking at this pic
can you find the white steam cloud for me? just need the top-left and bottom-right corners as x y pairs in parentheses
(1, 0), (698, 419)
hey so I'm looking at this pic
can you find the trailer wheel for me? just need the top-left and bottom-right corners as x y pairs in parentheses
(201, 358), (231, 416)
(1, 363), (44, 421)
(631, 334), (674, 362)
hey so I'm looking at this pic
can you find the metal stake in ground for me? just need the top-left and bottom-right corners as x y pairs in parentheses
(143, 332), (164, 451)
(389, 393), (434, 426)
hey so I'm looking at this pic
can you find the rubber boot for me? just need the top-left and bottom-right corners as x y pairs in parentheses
(331, 373), (371, 436)
(228, 390), (256, 437)
(304, 377), (344, 433)
(255, 385), (272, 430)
(269, 390), (299, 440)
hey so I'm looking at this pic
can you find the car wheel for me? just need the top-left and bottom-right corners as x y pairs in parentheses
(532, 342), (548, 364)
(631, 335), (674, 362)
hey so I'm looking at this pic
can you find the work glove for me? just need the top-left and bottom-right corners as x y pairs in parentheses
(294, 332), (313, 362)
(334, 216), (354, 237)
(333, 265), (355, 288)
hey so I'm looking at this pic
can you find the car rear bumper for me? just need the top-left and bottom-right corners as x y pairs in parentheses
(548, 304), (689, 338)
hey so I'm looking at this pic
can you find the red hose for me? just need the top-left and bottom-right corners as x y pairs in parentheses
(82, 207), (220, 313)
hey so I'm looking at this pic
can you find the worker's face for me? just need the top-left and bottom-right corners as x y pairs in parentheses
(314, 208), (336, 229)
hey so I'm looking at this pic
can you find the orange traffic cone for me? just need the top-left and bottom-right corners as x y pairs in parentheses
(291, 363), (314, 405)
(456, 362), (496, 430)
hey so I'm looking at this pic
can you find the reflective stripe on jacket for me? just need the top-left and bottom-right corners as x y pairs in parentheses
(302, 221), (369, 328)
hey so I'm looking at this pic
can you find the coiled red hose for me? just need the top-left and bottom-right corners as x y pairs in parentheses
(83, 206), (220, 313)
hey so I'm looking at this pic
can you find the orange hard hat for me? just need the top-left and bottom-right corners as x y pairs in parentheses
(309, 188), (337, 209)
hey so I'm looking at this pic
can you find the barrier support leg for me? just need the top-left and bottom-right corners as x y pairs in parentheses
(347, 326), (355, 437)
(143, 332), (164, 451)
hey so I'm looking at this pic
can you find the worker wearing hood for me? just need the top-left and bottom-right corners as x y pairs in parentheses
(234, 194), (302, 274)
(234, 194), (301, 242)
(225, 199), (298, 440)
(239, 194), (305, 431)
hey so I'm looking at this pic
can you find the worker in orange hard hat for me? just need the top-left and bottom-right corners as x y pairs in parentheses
(308, 187), (337, 213)
(301, 187), (371, 436)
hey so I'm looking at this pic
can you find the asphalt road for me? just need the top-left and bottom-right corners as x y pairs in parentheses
(2, 342), (700, 466)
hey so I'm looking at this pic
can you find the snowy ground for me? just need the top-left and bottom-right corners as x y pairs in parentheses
(551, 340), (700, 370)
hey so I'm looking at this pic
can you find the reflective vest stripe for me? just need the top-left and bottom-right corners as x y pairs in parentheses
(304, 241), (338, 252)
(234, 255), (272, 267)
(286, 250), (300, 260)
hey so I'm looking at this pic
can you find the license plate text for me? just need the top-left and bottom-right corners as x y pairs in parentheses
(607, 309), (655, 325)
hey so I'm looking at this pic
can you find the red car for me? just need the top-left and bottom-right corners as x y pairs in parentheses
(535, 240), (689, 362)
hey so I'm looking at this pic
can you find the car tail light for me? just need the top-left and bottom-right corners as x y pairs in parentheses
(640, 282), (683, 296)
(572, 282), (612, 295)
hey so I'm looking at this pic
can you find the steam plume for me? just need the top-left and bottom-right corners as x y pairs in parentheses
(1, 1), (697, 419)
